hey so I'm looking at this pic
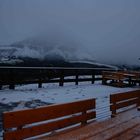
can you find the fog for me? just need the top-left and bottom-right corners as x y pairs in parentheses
(0, 0), (140, 65)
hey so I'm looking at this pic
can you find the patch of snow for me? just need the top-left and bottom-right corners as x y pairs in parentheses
(0, 58), (23, 64)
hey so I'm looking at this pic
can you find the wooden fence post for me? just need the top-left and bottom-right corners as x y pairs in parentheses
(9, 69), (15, 90)
(111, 102), (117, 118)
(102, 71), (107, 85)
(38, 70), (42, 88)
(92, 71), (95, 84)
(75, 70), (79, 85)
(81, 111), (87, 125)
(9, 71), (15, 89)
(0, 85), (2, 90)
(38, 81), (42, 88)
(137, 95), (140, 111)
(110, 95), (117, 118)
(59, 69), (64, 86)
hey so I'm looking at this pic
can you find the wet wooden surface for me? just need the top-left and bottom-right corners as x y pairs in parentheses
(40, 108), (140, 140)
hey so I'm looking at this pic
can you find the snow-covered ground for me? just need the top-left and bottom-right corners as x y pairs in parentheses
(0, 80), (139, 139)
(0, 81), (136, 105)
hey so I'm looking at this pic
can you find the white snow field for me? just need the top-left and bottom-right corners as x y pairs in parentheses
(0, 81), (137, 105)
(0, 80), (138, 117)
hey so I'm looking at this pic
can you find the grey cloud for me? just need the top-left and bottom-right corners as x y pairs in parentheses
(0, 0), (140, 65)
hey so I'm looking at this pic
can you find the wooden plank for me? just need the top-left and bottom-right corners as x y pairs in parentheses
(87, 117), (140, 140)
(110, 82), (126, 88)
(112, 124), (140, 140)
(64, 78), (93, 82)
(110, 90), (140, 103)
(110, 98), (138, 111)
(103, 72), (125, 79)
(4, 111), (96, 140)
(102, 71), (113, 76)
(103, 76), (120, 80)
(3, 99), (95, 129)
(132, 136), (140, 140)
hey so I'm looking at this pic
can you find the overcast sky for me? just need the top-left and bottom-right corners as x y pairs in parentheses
(0, 0), (140, 65)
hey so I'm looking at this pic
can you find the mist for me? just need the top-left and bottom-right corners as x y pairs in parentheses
(0, 0), (140, 66)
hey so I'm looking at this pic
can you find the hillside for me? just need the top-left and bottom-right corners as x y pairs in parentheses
(0, 44), (117, 69)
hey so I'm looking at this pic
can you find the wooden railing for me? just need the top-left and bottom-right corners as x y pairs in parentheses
(127, 71), (140, 85)
(110, 90), (140, 117)
(0, 67), (113, 89)
(102, 71), (128, 87)
(3, 98), (96, 140)
(102, 71), (140, 87)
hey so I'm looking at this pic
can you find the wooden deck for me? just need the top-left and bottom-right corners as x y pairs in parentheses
(40, 108), (140, 140)
(2, 90), (140, 140)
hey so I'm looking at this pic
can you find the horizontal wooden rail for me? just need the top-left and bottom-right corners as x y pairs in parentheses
(0, 67), (112, 89)
(3, 98), (96, 140)
(110, 90), (140, 117)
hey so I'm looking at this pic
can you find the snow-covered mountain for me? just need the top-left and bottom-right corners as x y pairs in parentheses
(0, 36), (93, 66)
(0, 44), (114, 68)
(1, 43), (139, 70)
(11, 36), (94, 61)
(0, 38), (117, 69)
(0, 36), (94, 63)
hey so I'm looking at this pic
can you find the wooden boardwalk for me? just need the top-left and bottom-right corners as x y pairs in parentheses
(40, 108), (140, 140)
